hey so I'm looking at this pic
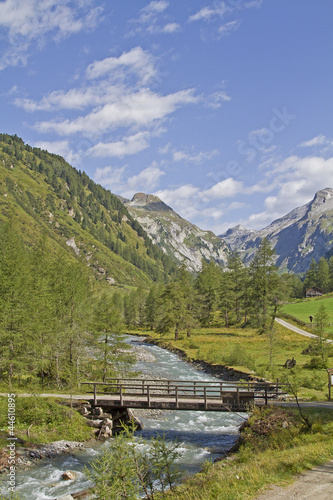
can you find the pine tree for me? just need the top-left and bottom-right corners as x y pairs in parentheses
(249, 238), (279, 333)
(156, 267), (197, 340)
(303, 258), (318, 292)
(316, 257), (330, 293)
(195, 260), (221, 325)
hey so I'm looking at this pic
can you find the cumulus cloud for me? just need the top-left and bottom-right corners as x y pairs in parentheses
(94, 163), (165, 197)
(202, 178), (244, 200)
(14, 43), (198, 160)
(34, 88), (197, 136)
(86, 47), (156, 84)
(0, 0), (103, 69)
(88, 132), (150, 158)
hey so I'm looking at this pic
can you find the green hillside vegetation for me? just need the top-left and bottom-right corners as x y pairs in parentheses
(0, 133), (177, 287)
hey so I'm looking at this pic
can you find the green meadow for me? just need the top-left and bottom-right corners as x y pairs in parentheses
(281, 295), (333, 335)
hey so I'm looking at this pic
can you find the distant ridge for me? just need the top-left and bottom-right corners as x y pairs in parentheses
(220, 188), (333, 273)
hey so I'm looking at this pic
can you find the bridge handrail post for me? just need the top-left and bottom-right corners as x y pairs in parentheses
(168, 381), (170, 394)
(265, 387), (268, 405)
(276, 378), (279, 399)
(147, 386), (150, 407)
(194, 381), (196, 397)
(120, 385), (123, 406)
(204, 386), (207, 410)
(236, 387), (240, 408)
(175, 386), (179, 409)
(93, 383), (97, 406)
(220, 382), (222, 398)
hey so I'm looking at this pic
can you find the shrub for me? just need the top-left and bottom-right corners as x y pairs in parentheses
(303, 357), (328, 370)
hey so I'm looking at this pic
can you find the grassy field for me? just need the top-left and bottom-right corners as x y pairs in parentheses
(0, 396), (94, 451)
(281, 294), (333, 334)
(137, 322), (333, 400)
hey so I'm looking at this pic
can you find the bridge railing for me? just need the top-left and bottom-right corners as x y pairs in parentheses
(82, 378), (287, 407)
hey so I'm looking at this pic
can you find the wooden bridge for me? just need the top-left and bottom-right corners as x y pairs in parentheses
(82, 378), (285, 412)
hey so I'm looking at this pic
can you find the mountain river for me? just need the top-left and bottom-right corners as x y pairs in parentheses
(0, 336), (246, 499)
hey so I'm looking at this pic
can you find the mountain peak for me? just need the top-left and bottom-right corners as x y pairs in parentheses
(127, 193), (173, 212)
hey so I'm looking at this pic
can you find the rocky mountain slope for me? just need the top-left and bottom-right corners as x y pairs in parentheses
(122, 193), (229, 272)
(220, 188), (333, 273)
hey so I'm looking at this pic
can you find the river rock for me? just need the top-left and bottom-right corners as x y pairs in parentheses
(92, 407), (103, 416)
(56, 495), (74, 500)
(62, 470), (78, 481)
(86, 419), (103, 428)
(102, 417), (113, 428)
(100, 425), (112, 437)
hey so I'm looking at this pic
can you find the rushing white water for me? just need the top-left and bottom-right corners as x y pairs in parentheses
(0, 336), (245, 499)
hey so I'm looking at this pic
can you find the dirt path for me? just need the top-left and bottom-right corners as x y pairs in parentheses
(275, 317), (333, 343)
(275, 317), (319, 339)
(253, 460), (333, 499)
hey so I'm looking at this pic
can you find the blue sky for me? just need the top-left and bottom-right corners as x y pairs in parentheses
(1, 0), (333, 234)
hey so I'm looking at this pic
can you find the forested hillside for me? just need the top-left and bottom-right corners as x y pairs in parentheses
(0, 134), (177, 286)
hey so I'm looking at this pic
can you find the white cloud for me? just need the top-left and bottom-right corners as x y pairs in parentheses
(128, 0), (179, 37)
(94, 163), (165, 197)
(206, 89), (231, 109)
(33, 139), (79, 165)
(0, 0), (102, 69)
(162, 23), (181, 33)
(189, 3), (229, 22)
(15, 85), (116, 112)
(88, 132), (150, 158)
(86, 47), (156, 84)
(34, 88), (197, 136)
(218, 20), (241, 36)
(202, 178), (244, 201)
(172, 148), (219, 164)
(138, 1), (169, 23)
(299, 135), (332, 148)
(94, 165), (127, 190)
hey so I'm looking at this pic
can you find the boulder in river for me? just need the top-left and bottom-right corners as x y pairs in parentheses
(62, 470), (78, 481)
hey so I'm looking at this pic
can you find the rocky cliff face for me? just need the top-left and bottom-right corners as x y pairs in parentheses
(123, 193), (229, 272)
(220, 188), (333, 273)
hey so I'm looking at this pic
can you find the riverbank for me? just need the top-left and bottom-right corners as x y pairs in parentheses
(164, 405), (333, 500)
